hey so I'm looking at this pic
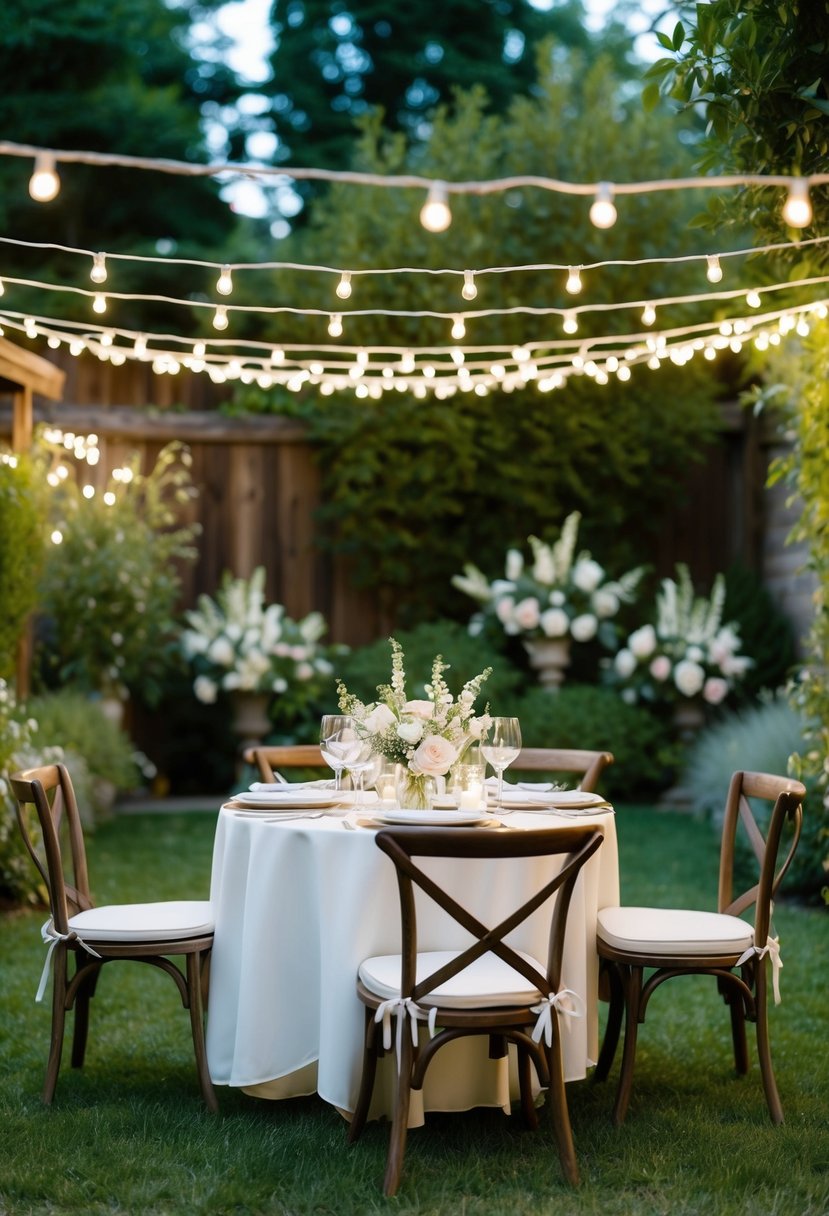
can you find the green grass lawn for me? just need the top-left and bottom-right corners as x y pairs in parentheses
(1, 807), (827, 1216)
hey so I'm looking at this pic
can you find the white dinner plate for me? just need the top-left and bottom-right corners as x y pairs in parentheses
(375, 807), (489, 827)
(229, 790), (346, 810)
(498, 789), (609, 810)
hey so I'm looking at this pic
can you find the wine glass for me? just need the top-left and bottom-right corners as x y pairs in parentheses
(481, 717), (522, 807)
(319, 714), (356, 792)
(351, 750), (382, 808)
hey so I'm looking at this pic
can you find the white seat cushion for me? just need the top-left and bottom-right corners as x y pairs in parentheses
(597, 906), (753, 957)
(359, 949), (545, 1008)
(68, 900), (214, 943)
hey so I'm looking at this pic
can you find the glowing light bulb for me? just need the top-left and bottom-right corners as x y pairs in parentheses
(213, 305), (228, 330)
(419, 181), (452, 232)
(90, 252), (107, 284)
(512, 346), (530, 363)
(357, 349), (369, 366)
(617, 364), (631, 381)
(82, 485), (95, 499)
(461, 270), (477, 301)
(328, 313), (343, 337)
(451, 315), (466, 340)
(782, 178), (812, 228)
(92, 293), (107, 314)
(24, 317), (38, 338)
(563, 311), (578, 335)
(50, 529), (63, 545)
(642, 303), (656, 326)
(193, 340), (206, 359)
(103, 491), (116, 506)
(29, 152), (60, 202)
(216, 265), (233, 295)
(746, 289), (762, 308)
(100, 330), (113, 347)
(565, 267), (583, 295)
(706, 255), (723, 283)
(335, 272), (352, 300)
(400, 350), (415, 372)
(134, 334), (147, 358)
(589, 182), (617, 229)
(270, 348), (285, 364)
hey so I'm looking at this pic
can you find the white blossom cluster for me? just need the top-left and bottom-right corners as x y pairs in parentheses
(612, 565), (751, 705)
(452, 512), (643, 648)
(180, 567), (334, 704)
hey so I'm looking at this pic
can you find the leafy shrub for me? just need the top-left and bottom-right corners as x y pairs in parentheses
(0, 452), (46, 681)
(723, 563), (798, 700)
(0, 680), (50, 907)
(683, 693), (826, 901)
(499, 683), (679, 799)
(334, 621), (521, 709)
(27, 689), (141, 819)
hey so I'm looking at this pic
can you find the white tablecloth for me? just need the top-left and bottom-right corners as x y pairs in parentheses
(206, 805), (619, 1124)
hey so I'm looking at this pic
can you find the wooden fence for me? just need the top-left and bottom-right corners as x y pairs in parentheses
(0, 348), (813, 650)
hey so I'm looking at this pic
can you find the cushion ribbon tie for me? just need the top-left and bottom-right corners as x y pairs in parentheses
(530, 987), (585, 1047)
(36, 919), (102, 1004)
(736, 936), (783, 1005)
(374, 997), (438, 1070)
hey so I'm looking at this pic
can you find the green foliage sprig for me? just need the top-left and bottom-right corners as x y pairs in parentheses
(0, 452), (46, 681)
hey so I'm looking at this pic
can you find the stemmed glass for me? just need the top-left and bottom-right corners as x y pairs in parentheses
(481, 717), (522, 808)
(320, 714), (358, 792)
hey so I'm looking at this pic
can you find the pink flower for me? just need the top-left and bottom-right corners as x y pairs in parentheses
(649, 655), (672, 682)
(513, 596), (541, 631)
(411, 734), (458, 776)
(703, 677), (729, 705)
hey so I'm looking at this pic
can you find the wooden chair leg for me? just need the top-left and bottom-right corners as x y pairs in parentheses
(186, 951), (219, 1113)
(545, 1032), (579, 1186)
(70, 962), (102, 1069)
(383, 1031), (414, 1197)
(754, 963), (783, 1124)
(728, 994), (749, 1076)
(44, 943), (68, 1105)
(594, 960), (624, 1083)
(612, 965), (642, 1127)
(349, 1010), (378, 1144)
(517, 1044), (539, 1130)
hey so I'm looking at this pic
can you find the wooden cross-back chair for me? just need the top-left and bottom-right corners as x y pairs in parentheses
(11, 763), (217, 1111)
(349, 824), (604, 1196)
(242, 744), (326, 783)
(595, 769), (805, 1126)
(514, 748), (614, 793)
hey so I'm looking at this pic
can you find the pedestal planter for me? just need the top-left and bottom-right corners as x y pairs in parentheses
(229, 691), (271, 751)
(523, 637), (572, 691)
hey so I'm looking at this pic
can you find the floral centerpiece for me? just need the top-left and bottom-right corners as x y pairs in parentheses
(609, 564), (752, 710)
(336, 639), (491, 808)
(452, 513), (644, 687)
(180, 568), (339, 735)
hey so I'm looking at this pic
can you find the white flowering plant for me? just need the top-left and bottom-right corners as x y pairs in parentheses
(180, 568), (340, 724)
(452, 512), (644, 649)
(609, 565), (752, 707)
(336, 638), (492, 779)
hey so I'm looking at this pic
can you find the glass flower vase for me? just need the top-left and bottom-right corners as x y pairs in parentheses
(395, 768), (437, 810)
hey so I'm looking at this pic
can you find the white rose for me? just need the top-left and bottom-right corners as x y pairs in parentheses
(397, 719), (424, 744)
(591, 588), (619, 619)
(649, 655), (672, 682)
(629, 624), (657, 660)
(411, 734), (458, 776)
(513, 596), (541, 631)
(687, 645), (704, 663)
(272, 677), (288, 693)
(194, 675), (218, 704)
(540, 607), (569, 638)
(572, 558), (604, 593)
(614, 648), (636, 678)
(494, 596), (515, 625)
(505, 549), (524, 580)
(550, 591), (566, 607)
(674, 659), (705, 698)
(403, 699), (435, 719)
(364, 703), (396, 733)
(207, 636), (235, 667)
(570, 613), (598, 642)
(295, 662), (314, 680)
(467, 715), (488, 739)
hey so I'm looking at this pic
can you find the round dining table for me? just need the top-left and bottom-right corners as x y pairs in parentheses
(205, 801), (620, 1126)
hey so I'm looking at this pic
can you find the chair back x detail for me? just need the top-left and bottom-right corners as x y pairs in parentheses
(11, 763), (217, 1111)
(349, 824), (604, 1196)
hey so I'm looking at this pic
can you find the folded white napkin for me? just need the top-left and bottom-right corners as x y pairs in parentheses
(250, 779), (334, 792)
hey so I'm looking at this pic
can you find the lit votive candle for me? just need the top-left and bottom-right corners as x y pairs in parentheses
(458, 784), (482, 810)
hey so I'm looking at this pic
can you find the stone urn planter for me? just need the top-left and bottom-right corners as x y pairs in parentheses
(229, 690), (272, 751)
(522, 637), (572, 692)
